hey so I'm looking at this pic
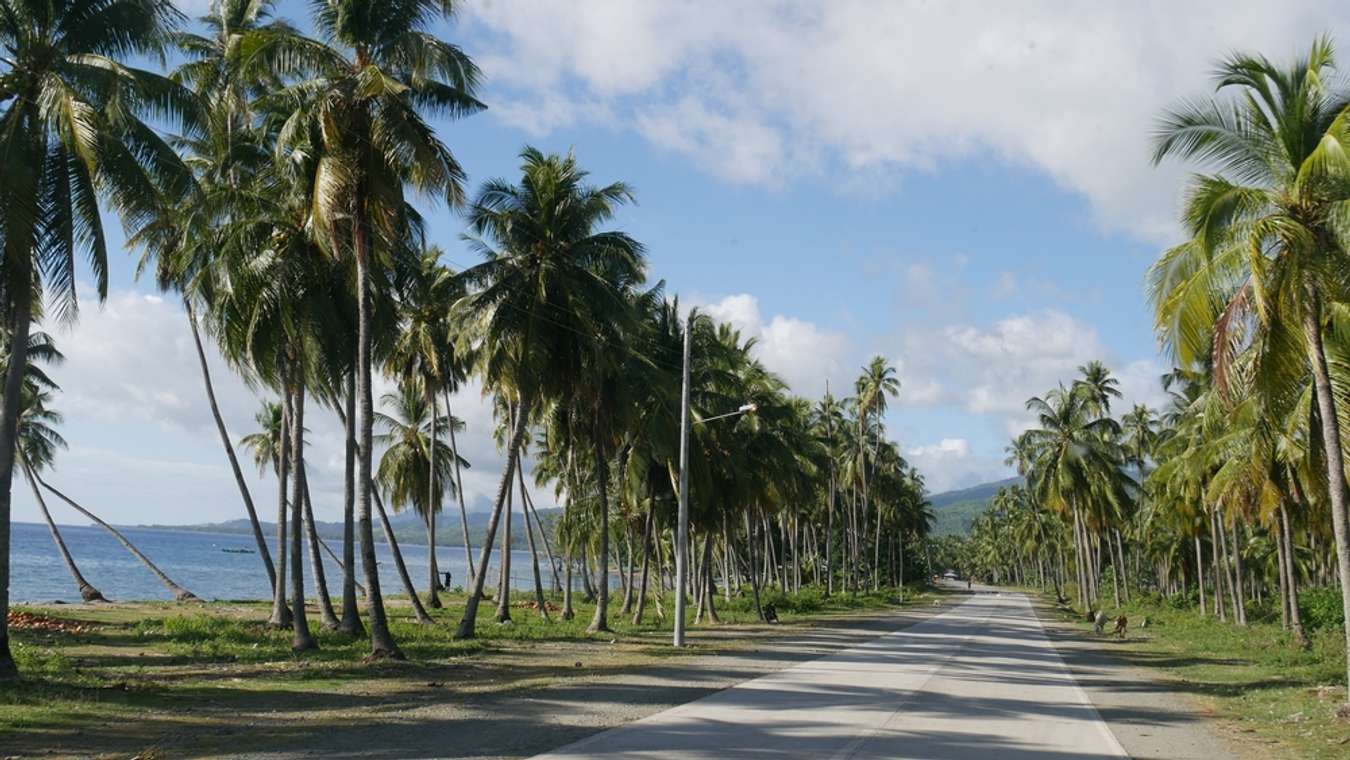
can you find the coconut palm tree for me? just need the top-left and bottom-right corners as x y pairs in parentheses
(14, 381), (104, 603)
(386, 246), (471, 607)
(454, 148), (646, 638)
(259, 0), (483, 659)
(374, 381), (466, 611)
(1150, 38), (1350, 696)
(0, 0), (199, 679)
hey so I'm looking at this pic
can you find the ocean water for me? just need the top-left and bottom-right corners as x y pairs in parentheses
(9, 521), (555, 603)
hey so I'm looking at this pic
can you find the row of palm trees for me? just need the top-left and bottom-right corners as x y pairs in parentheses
(960, 37), (1350, 703)
(0, 0), (934, 678)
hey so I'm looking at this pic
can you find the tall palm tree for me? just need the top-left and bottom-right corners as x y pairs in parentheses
(454, 147), (646, 638)
(263, 0), (483, 659)
(375, 381), (466, 610)
(0, 0), (197, 678)
(1150, 38), (1350, 694)
(386, 246), (470, 607)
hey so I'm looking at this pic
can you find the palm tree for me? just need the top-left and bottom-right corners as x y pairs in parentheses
(386, 246), (471, 608)
(16, 384), (105, 603)
(239, 401), (294, 626)
(1150, 38), (1350, 695)
(454, 148), (646, 638)
(375, 382), (466, 612)
(262, 0), (484, 659)
(0, 0), (199, 678)
(1022, 385), (1130, 610)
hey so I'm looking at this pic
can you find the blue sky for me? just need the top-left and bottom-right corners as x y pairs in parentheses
(16, 1), (1350, 525)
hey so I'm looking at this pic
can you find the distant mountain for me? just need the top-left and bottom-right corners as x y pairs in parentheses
(138, 505), (562, 552)
(928, 476), (1020, 536)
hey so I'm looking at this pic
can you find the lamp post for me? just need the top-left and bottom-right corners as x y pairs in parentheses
(674, 316), (756, 647)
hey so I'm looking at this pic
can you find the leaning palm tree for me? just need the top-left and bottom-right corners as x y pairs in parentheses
(15, 384), (104, 603)
(454, 147), (647, 638)
(1150, 37), (1350, 696)
(261, 0), (484, 659)
(0, 0), (198, 679)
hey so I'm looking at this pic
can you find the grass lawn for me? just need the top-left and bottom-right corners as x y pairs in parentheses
(1044, 590), (1350, 759)
(1, 585), (927, 757)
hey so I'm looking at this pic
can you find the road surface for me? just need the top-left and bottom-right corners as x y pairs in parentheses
(532, 591), (1129, 759)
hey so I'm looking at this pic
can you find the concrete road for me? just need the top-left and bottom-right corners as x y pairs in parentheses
(532, 592), (1129, 759)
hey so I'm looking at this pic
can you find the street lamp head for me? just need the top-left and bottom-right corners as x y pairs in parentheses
(739, 403), (758, 413)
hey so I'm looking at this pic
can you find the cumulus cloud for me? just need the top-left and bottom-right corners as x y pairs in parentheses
(895, 308), (1163, 439)
(464, 0), (1347, 241)
(698, 293), (851, 399)
(18, 287), (548, 525)
(905, 437), (1007, 494)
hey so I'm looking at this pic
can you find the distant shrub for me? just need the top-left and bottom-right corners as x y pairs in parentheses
(1298, 587), (1345, 632)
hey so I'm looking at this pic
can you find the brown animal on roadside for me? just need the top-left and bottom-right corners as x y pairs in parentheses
(1112, 615), (1128, 639)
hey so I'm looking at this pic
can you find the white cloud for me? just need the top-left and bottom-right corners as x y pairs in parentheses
(18, 287), (549, 526)
(904, 437), (1007, 493)
(894, 308), (1163, 442)
(465, 0), (1347, 241)
(698, 293), (851, 399)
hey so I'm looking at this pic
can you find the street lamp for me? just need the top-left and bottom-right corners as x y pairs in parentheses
(674, 320), (757, 647)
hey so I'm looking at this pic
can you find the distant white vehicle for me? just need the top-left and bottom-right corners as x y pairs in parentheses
(942, 570), (958, 580)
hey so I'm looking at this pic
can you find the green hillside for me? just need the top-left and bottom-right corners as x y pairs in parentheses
(928, 477), (1019, 536)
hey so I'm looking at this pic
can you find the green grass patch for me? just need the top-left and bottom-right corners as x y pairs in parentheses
(1, 584), (924, 753)
(1046, 589), (1350, 759)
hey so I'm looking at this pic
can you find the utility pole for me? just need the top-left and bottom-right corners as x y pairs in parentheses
(674, 315), (692, 647)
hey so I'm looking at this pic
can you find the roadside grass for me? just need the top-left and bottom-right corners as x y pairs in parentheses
(1, 584), (927, 752)
(1044, 588), (1350, 759)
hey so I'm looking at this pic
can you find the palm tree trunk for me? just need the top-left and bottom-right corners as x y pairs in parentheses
(518, 466), (548, 619)
(457, 390), (532, 639)
(562, 545), (576, 621)
(722, 514), (733, 603)
(632, 508), (654, 625)
(1280, 505), (1308, 645)
(372, 486), (434, 624)
(521, 485), (561, 592)
(825, 471), (835, 597)
(187, 305), (275, 588)
(1276, 517), (1291, 630)
(354, 207), (400, 659)
(702, 532), (721, 623)
(587, 436), (613, 633)
(619, 525), (636, 616)
(339, 375), (364, 637)
(302, 479), (339, 631)
(40, 478), (197, 602)
(581, 543), (597, 602)
(495, 470), (514, 624)
(289, 382), (317, 651)
(444, 390), (475, 588)
(425, 387), (441, 610)
(1114, 529), (1130, 603)
(317, 530), (364, 597)
(745, 511), (765, 621)
(1300, 287), (1350, 697)
(22, 458), (104, 602)
(1195, 534), (1206, 617)
(1211, 509), (1226, 621)
(0, 262), (34, 679)
(269, 387), (292, 627)
(1229, 519), (1247, 626)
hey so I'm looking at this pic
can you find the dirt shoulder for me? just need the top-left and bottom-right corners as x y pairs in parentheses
(1030, 595), (1258, 760)
(230, 599), (960, 760)
(4, 595), (960, 759)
